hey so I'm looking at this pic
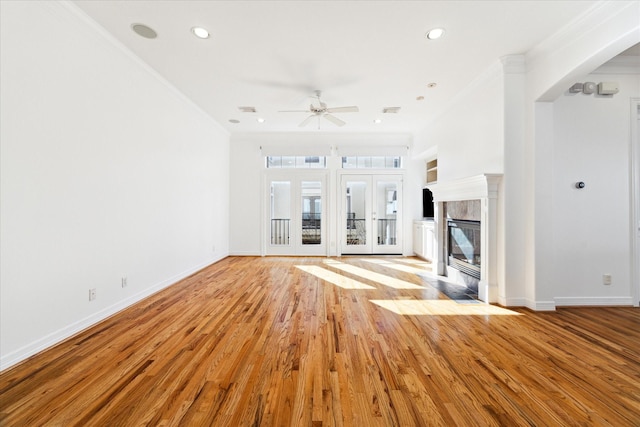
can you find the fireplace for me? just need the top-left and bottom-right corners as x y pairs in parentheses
(447, 220), (481, 279)
(426, 173), (502, 303)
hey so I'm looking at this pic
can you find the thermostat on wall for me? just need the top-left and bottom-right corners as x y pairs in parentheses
(597, 82), (619, 95)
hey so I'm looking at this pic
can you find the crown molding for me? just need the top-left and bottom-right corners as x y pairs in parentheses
(526, 1), (638, 71)
(501, 55), (526, 74)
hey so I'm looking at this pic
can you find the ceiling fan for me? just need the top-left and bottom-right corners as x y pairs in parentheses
(279, 90), (359, 128)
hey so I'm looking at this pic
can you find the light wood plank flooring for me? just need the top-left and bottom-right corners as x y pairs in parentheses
(1, 256), (639, 426)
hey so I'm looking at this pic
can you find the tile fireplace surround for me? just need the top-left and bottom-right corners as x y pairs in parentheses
(427, 174), (503, 304)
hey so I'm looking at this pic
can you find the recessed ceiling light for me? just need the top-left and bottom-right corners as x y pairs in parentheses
(426, 28), (445, 40)
(257, 118), (265, 123)
(382, 107), (401, 114)
(229, 119), (240, 124)
(238, 106), (256, 113)
(373, 119), (382, 124)
(191, 26), (210, 39)
(427, 83), (437, 88)
(416, 96), (425, 101)
(131, 23), (157, 39)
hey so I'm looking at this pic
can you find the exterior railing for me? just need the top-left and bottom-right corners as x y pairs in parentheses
(271, 219), (290, 245)
(302, 213), (321, 245)
(346, 218), (366, 245)
(377, 218), (397, 245)
(271, 216), (322, 245)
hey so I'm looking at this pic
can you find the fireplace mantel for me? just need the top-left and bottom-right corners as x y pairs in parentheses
(426, 174), (503, 304)
(427, 173), (502, 203)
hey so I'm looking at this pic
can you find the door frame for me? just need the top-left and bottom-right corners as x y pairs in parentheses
(338, 172), (404, 255)
(263, 170), (329, 256)
(631, 98), (639, 307)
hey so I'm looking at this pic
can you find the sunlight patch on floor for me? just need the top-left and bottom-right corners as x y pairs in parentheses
(360, 258), (432, 275)
(295, 265), (376, 289)
(323, 259), (426, 290)
(391, 258), (433, 269)
(370, 299), (522, 316)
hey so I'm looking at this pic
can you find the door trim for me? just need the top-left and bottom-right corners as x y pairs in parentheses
(631, 98), (639, 307)
(263, 170), (329, 256)
(338, 173), (403, 255)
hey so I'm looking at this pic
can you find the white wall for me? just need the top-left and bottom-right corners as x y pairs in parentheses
(546, 72), (639, 305)
(0, 1), (230, 370)
(414, 63), (505, 182)
(525, 0), (640, 309)
(229, 135), (264, 255)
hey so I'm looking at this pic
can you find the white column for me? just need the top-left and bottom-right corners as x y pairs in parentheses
(479, 176), (502, 303)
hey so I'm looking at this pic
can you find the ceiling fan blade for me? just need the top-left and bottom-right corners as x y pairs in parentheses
(326, 106), (359, 113)
(299, 114), (316, 127)
(323, 114), (346, 127)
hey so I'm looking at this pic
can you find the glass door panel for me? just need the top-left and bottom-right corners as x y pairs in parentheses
(373, 177), (402, 254)
(266, 174), (326, 255)
(301, 181), (321, 246)
(341, 175), (402, 255)
(375, 181), (397, 246)
(270, 181), (291, 246)
(346, 181), (368, 247)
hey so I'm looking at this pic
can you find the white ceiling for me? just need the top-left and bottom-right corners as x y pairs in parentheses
(72, 0), (604, 135)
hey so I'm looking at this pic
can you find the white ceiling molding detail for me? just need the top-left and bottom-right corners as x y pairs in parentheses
(526, 0), (640, 102)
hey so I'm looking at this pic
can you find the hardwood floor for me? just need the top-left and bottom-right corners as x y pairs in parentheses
(1, 256), (639, 426)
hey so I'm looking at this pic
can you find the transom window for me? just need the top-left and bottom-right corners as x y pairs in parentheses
(266, 156), (326, 168)
(342, 156), (402, 169)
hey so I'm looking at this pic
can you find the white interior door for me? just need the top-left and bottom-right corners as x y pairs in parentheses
(266, 173), (327, 255)
(341, 175), (402, 254)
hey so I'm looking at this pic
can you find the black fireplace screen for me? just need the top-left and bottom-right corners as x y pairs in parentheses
(447, 220), (481, 279)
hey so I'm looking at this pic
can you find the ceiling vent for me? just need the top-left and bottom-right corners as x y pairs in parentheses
(131, 23), (157, 39)
(382, 107), (401, 114)
(238, 106), (257, 113)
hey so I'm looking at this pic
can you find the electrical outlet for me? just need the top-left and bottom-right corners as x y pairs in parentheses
(121, 277), (127, 288)
(603, 274), (612, 285)
(89, 288), (96, 301)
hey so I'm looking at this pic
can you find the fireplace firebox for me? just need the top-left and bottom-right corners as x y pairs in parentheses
(447, 220), (481, 279)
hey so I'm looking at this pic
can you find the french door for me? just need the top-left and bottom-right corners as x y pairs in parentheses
(340, 175), (403, 254)
(265, 173), (327, 255)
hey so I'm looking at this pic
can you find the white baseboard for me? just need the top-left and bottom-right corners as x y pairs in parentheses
(500, 297), (528, 307)
(527, 300), (557, 311)
(554, 296), (634, 307)
(506, 296), (634, 311)
(0, 255), (224, 372)
(229, 251), (261, 256)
